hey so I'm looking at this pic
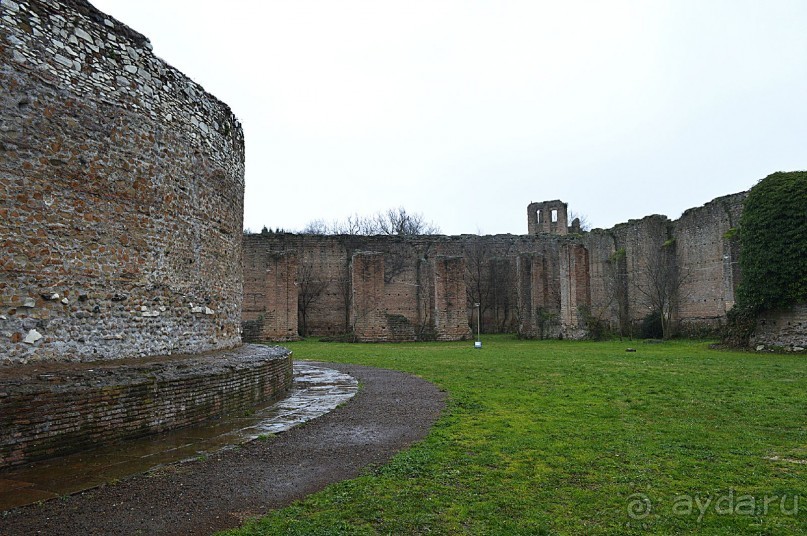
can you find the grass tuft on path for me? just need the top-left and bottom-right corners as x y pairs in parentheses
(220, 336), (806, 535)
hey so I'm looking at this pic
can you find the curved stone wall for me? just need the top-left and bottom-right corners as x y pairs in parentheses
(0, 0), (245, 363)
(0, 345), (293, 469)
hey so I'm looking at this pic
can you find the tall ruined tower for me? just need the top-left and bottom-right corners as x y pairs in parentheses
(527, 200), (569, 235)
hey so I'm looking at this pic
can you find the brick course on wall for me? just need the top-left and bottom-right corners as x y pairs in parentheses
(351, 252), (389, 341)
(1, 0), (245, 363)
(0, 345), (292, 469)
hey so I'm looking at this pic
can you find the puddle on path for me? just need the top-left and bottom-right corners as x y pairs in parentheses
(0, 362), (357, 511)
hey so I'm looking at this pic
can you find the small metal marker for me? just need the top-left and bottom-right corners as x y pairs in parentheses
(474, 303), (482, 349)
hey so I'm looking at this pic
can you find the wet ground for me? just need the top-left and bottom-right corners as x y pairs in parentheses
(0, 362), (446, 535)
(0, 362), (358, 511)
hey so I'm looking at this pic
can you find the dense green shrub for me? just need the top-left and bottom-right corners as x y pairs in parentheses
(735, 171), (807, 312)
(579, 305), (609, 340)
(722, 305), (758, 348)
(639, 311), (663, 339)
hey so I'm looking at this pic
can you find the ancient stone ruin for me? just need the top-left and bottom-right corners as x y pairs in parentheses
(243, 192), (749, 342)
(1, 0), (245, 363)
(0, 0), (801, 474)
(0, 0), (291, 468)
(527, 199), (571, 235)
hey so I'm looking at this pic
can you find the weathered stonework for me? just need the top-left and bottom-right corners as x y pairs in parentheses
(243, 233), (584, 341)
(243, 192), (765, 342)
(346, 251), (472, 342)
(0, 1), (297, 471)
(516, 254), (547, 338)
(429, 256), (471, 341)
(751, 305), (807, 350)
(1, 0), (245, 362)
(528, 200), (569, 235)
(583, 192), (747, 337)
(559, 244), (590, 338)
(242, 250), (300, 342)
(350, 252), (390, 341)
(674, 193), (744, 335)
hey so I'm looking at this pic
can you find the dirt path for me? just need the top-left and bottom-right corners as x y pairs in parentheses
(0, 362), (446, 536)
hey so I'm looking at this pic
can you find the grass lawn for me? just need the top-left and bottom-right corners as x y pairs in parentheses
(221, 336), (806, 535)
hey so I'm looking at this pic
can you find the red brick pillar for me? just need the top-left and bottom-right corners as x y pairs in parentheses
(431, 256), (472, 341)
(350, 252), (388, 341)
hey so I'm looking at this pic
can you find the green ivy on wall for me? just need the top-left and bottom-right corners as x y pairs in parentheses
(736, 171), (807, 312)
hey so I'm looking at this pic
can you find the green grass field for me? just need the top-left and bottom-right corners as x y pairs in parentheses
(222, 337), (806, 535)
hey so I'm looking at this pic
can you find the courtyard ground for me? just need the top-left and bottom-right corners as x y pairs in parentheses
(228, 337), (806, 535)
(2, 337), (804, 535)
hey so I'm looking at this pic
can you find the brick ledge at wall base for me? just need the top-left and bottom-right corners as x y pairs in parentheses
(0, 345), (292, 470)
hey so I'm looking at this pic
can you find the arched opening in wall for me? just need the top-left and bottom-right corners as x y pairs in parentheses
(551, 210), (558, 223)
(536, 210), (543, 223)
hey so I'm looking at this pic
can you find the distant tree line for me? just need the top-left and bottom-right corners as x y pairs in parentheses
(301, 207), (441, 236)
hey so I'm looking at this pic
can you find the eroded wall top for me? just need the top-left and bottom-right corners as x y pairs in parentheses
(2, 0), (244, 173)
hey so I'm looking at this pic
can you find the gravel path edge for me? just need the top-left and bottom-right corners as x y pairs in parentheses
(0, 362), (447, 536)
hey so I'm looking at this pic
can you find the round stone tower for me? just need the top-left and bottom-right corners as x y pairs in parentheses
(1, 0), (245, 363)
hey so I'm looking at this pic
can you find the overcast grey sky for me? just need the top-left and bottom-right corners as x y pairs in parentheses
(92, 0), (807, 235)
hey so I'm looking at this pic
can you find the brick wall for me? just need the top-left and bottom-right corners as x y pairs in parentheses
(527, 200), (569, 235)
(0, 345), (292, 469)
(582, 230), (621, 330)
(351, 252), (389, 341)
(243, 193), (759, 341)
(558, 244), (590, 338)
(751, 305), (807, 350)
(1, 0), (245, 363)
(430, 256), (472, 341)
(674, 193), (745, 335)
(516, 255), (539, 338)
(244, 233), (579, 341)
(584, 193), (747, 337)
(242, 248), (299, 342)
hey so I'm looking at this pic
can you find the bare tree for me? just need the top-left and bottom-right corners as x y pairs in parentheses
(383, 248), (407, 283)
(331, 213), (376, 235)
(301, 219), (329, 235)
(372, 207), (440, 236)
(303, 207), (440, 236)
(633, 240), (689, 339)
(297, 263), (328, 337)
(465, 241), (492, 329)
(488, 257), (516, 332)
(603, 247), (631, 338)
(568, 211), (592, 232)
